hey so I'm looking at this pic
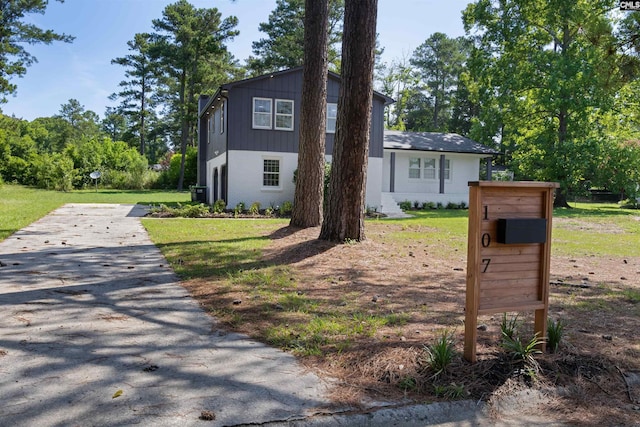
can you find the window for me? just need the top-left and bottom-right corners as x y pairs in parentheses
(326, 103), (337, 133)
(424, 158), (437, 179)
(409, 158), (421, 179)
(409, 157), (438, 180)
(253, 97), (272, 129)
(443, 159), (451, 180)
(263, 159), (280, 187)
(275, 99), (294, 131)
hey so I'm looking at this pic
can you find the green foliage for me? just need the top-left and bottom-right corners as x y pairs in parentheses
(213, 199), (226, 214)
(463, 0), (624, 203)
(399, 200), (412, 210)
(249, 201), (261, 215)
(279, 200), (293, 216)
(500, 313), (520, 340)
(234, 202), (245, 217)
(155, 146), (197, 189)
(501, 332), (543, 373)
(248, 0), (343, 74)
(398, 376), (418, 392)
(149, 203), (210, 218)
(547, 318), (564, 354)
(424, 331), (456, 376)
(433, 383), (465, 399)
(0, 0), (74, 102)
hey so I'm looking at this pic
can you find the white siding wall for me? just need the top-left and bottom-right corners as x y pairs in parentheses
(216, 150), (383, 210)
(383, 150), (484, 205)
(206, 155), (226, 204)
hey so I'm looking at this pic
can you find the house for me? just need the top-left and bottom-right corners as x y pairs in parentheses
(197, 67), (497, 214)
(382, 131), (499, 210)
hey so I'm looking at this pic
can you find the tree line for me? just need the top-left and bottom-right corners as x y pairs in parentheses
(1, 1), (640, 208)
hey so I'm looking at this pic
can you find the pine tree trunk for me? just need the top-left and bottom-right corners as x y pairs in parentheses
(290, 0), (329, 228)
(319, 0), (378, 242)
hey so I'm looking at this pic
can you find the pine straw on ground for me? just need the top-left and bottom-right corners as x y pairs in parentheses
(183, 224), (640, 426)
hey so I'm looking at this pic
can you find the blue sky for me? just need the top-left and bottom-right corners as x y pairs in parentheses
(2, 0), (470, 121)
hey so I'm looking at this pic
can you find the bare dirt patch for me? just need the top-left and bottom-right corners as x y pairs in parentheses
(184, 223), (640, 425)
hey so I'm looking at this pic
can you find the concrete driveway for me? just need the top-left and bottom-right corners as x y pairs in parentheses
(0, 204), (334, 426)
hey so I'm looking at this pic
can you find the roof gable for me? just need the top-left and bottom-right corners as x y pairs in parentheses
(384, 130), (498, 156)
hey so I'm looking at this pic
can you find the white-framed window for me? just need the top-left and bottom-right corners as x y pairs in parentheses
(424, 158), (437, 179)
(263, 158), (281, 188)
(275, 99), (294, 131)
(253, 97), (272, 129)
(326, 103), (337, 133)
(443, 159), (451, 180)
(409, 157), (421, 179)
(220, 101), (225, 134)
(409, 157), (440, 180)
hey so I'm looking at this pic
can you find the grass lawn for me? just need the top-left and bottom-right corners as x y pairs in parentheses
(3, 185), (639, 424)
(0, 184), (189, 241)
(142, 202), (640, 425)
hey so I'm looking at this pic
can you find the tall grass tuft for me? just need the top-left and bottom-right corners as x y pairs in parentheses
(547, 318), (564, 353)
(424, 331), (456, 376)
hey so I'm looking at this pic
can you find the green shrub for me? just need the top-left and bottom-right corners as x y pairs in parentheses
(446, 202), (458, 209)
(280, 201), (293, 216)
(399, 200), (412, 210)
(234, 202), (245, 217)
(213, 199), (226, 214)
(422, 201), (436, 210)
(249, 201), (261, 215)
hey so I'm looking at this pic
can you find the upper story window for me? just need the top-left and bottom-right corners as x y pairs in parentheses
(253, 97), (272, 129)
(275, 99), (294, 131)
(326, 103), (337, 133)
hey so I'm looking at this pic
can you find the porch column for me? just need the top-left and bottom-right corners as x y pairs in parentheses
(439, 154), (445, 194)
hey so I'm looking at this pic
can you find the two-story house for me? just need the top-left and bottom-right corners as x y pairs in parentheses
(197, 67), (497, 213)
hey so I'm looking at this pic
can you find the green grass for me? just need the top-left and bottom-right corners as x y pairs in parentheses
(0, 184), (189, 241)
(3, 186), (639, 359)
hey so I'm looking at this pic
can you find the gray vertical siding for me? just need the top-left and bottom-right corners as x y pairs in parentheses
(201, 68), (388, 162)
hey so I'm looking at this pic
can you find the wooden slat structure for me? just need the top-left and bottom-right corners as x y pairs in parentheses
(464, 181), (558, 362)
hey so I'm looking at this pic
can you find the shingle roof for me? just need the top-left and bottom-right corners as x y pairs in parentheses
(384, 130), (498, 156)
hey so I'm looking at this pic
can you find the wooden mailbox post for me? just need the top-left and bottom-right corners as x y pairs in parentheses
(464, 181), (558, 363)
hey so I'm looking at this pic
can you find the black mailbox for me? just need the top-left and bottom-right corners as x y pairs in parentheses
(497, 218), (547, 244)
